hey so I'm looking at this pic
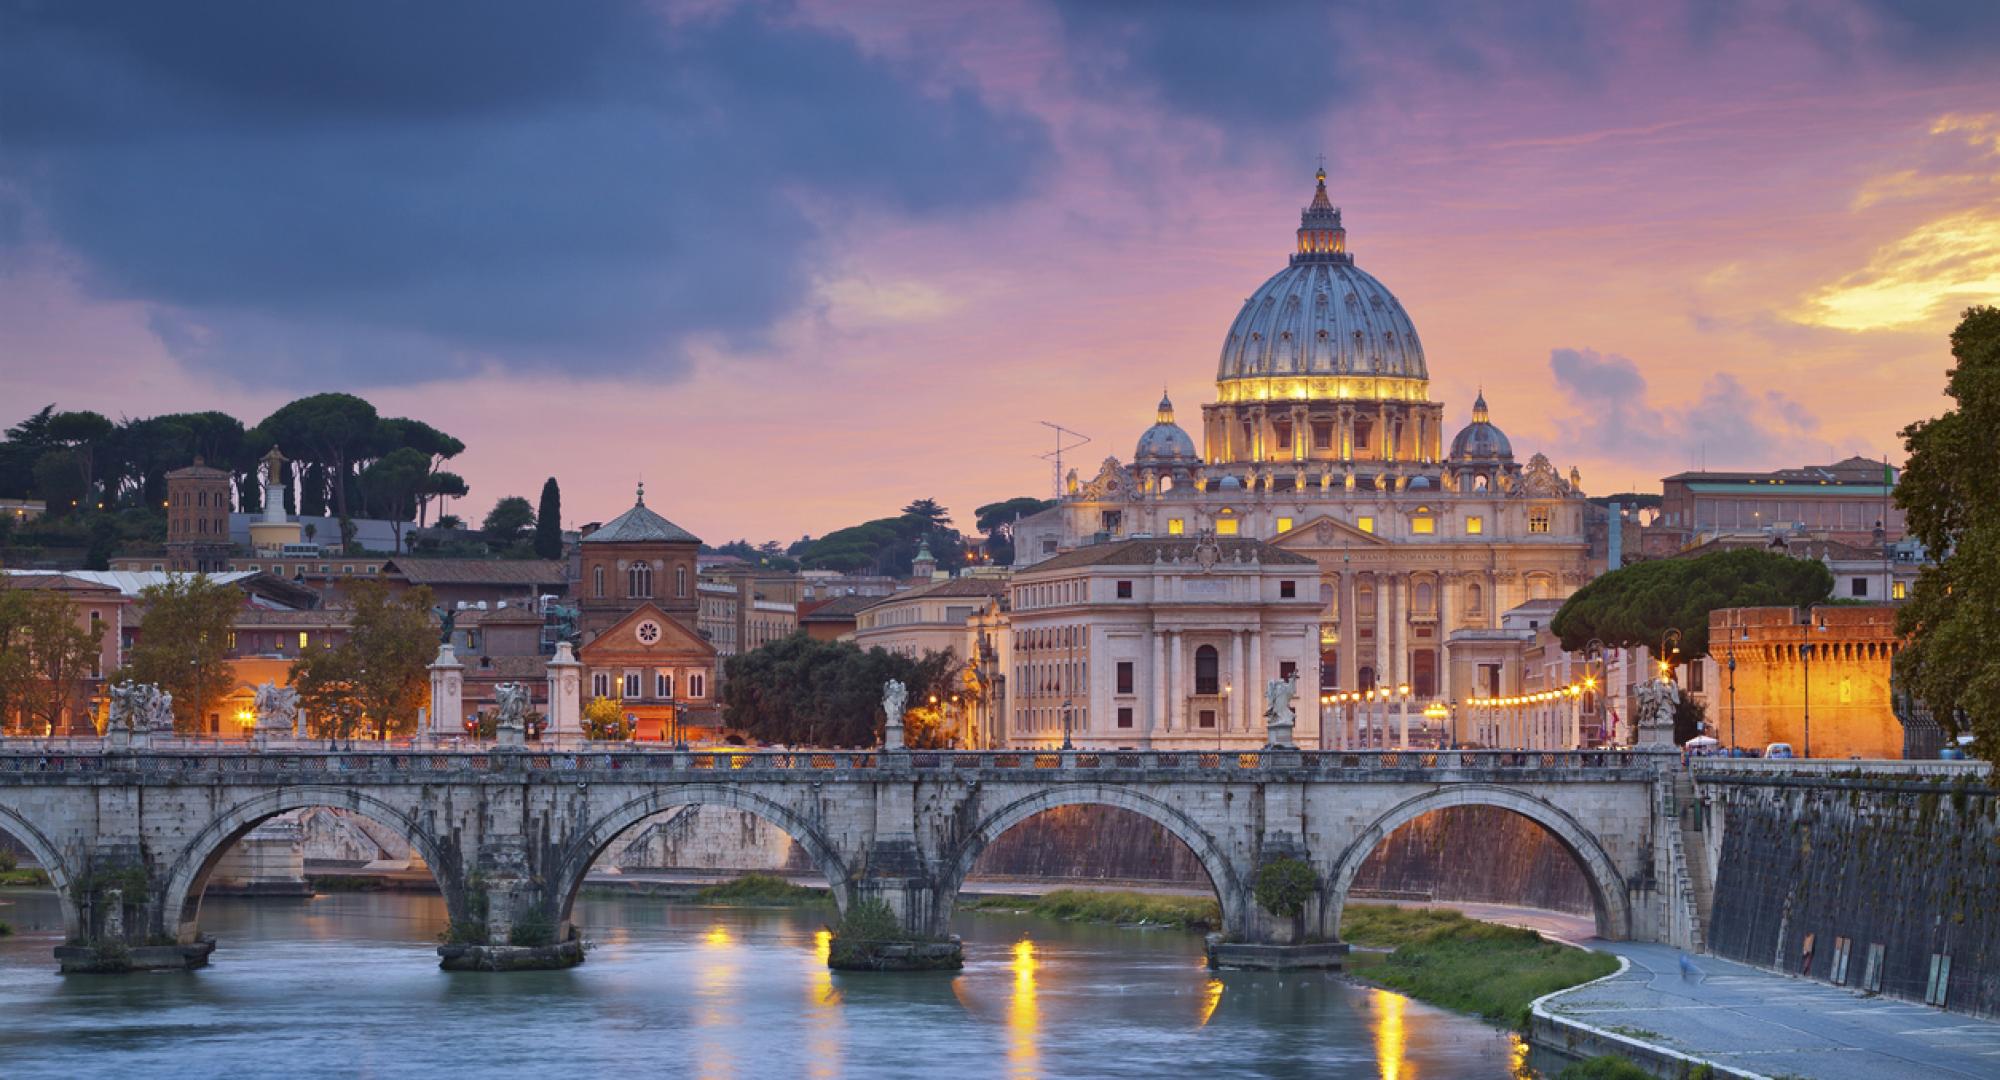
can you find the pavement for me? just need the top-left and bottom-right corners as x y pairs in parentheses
(1541, 940), (2000, 1080)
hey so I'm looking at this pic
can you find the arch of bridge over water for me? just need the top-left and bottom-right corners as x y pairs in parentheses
(0, 745), (1673, 967)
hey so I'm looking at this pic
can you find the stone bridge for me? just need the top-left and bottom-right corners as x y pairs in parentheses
(0, 745), (1688, 968)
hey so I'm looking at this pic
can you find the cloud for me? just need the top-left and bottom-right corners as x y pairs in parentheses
(0, 0), (1052, 385)
(1547, 347), (1826, 468)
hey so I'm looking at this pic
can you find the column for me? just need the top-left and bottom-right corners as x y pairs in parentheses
(1248, 625), (1263, 737)
(1230, 631), (1246, 732)
(1339, 572), (1358, 693)
(1151, 629), (1167, 741)
(1372, 574), (1389, 687)
(1168, 631), (1183, 732)
(1305, 636), (1323, 748)
(1436, 573), (1452, 702)
(428, 643), (463, 737)
(544, 642), (583, 738)
(1390, 574), (1405, 689)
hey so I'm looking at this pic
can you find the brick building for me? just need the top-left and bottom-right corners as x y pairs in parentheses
(1706, 604), (1908, 758)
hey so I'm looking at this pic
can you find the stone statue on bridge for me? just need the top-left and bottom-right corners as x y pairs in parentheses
(1264, 675), (1298, 749)
(1634, 676), (1680, 749)
(109, 683), (176, 735)
(493, 682), (530, 747)
(253, 682), (300, 736)
(881, 679), (908, 751)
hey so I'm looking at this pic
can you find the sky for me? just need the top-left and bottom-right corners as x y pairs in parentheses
(4, 0), (1998, 543)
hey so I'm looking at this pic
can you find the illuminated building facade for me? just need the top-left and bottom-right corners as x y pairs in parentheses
(1013, 170), (1597, 739)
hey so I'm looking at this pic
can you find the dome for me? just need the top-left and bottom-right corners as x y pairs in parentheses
(1448, 391), (1513, 461)
(1216, 474), (1243, 491)
(1134, 392), (1199, 465)
(1215, 170), (1427, 391)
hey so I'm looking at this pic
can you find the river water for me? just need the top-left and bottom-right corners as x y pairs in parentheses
(0, 888), (1526, 1078)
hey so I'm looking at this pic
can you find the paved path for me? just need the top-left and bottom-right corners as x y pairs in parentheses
(1543, 941), (2000, 1080)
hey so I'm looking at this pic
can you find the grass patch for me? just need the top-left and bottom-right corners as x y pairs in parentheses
(0, 868), (52, 887)
(1341, 905), (1617, 1029)
(691, 873), (829, 906)
(1557, 1057), (1654, 1080)
(0, 920), (11, 936)
(960, 889), (1219, 931)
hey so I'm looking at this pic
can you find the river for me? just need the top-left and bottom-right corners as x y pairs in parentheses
(0, 888), (1527, 1078)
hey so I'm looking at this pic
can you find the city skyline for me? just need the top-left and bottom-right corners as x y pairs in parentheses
(4, 2), (1997, 541)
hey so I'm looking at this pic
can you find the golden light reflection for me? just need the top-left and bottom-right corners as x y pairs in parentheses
(1008, 938), (1040, 1079)
(1508, 1033), (1533, 1079)
(1372, 988), (1412, 1080)
(1197, 978), (1224, 1026)
(704, 924), (733, 948)
(806, 928), (843, 1079)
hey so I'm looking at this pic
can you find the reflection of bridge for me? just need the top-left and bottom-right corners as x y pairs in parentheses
(0, 746), (1684, 967)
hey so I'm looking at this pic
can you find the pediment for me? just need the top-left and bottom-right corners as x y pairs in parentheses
(1272, 514), (1391, 549)
(580, 603), (716, 659)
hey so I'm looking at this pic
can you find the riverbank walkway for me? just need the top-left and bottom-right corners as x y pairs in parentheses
(1541, 940), (2000, 1080)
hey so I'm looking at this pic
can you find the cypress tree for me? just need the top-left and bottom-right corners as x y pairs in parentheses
(534, 477), (563, 560)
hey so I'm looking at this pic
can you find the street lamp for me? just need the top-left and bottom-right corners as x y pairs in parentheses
(1396, 683), (1413, 750)
(1726, 651), (1737, 755)
(1061, 697), (1073, 751)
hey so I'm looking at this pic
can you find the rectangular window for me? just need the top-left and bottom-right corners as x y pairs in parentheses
(1276, 516), (1293, 534)
(1116, 580), (1133, 599)
(296, 631), (308, 650)
(1167, 518), (1185, 536)
(1279, 660), (1297, 681)
(1357, 516), (1374, 533)
(1411, 517), (1434, 535)
(1851, 576), (1868, 597)
(1198, 709), (1217, 729)
(1275, 423), (1292, 450)
(1116, 661), (1135, 694)
(1102, 510), (1122, 534)
(1042, 539), (1058, 554)
(1465, 516), (1484, 535)
(1280, 580), (1297, 598)
(1313, 422), (1332, 450)
(1528, 508), (1551, 534)
(1689, 664), (1704, 692)
(1892, 580), (1907, 600)
(593, 673), (610, 699)
(1117, 707), (1134, 729)
(623, 671), (641, 698)
(1215, 518), (1240, 536)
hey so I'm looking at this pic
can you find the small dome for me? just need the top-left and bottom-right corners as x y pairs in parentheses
(1217, 475), (1243, 491)
(1408, 475), (1432, 490)
(1449, 390), (1514, 461)
(1135, 392), (1199, 465)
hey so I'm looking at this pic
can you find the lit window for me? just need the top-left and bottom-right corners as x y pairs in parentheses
(298, 631), (309, 650)
(1411, 516), (1434, 535)
(1528, 508), (1551, 534)
(1276, 516), (1293, 534)
(1466, 516), (1484, 535)
(1357, 516), (1374, 534)
(1167, 518), (1185, 536)
(1215, 518), (1240, 536)
(1892, 581), (1907, 600)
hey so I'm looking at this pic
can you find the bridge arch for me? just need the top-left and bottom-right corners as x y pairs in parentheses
(0, 800), (80, 938)
(159, 787), (462, 944)
(938, 785), (1247, 937)
(554, 784), (853, 929)
(1325, 785), (1631, 941)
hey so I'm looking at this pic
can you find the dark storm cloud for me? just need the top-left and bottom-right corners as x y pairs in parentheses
(1049, 0), (1598, 137)
(0, 0), (1052, 384)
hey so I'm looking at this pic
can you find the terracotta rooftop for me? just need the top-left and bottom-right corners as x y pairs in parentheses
(798, 594), (877, 621)
(858, 577), (1009, 612)
(383, 558), (568, 586)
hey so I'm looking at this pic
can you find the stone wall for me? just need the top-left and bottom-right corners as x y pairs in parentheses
(1704, 771), (1999, 1017)
(1349, 805), (1596, 914)
(1708, 604), (1907, 758)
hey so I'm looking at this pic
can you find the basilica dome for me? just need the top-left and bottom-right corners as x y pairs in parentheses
(1448, 391), (1513, 460)
(1134, 392), (1199, 466)
(1215, 170), (1427, 393)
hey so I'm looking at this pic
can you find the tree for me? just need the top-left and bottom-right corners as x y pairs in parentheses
(300, 463), (329, 516)
(45, 410), (114, 503)
(1550, 548), (1832, 664)
(1253, 857), (1317, 942)
(32, 449), (88, 517)
(582, 695), (632, 740)
(901, 498), (952, 528)
(974, 495), (1053, 565)
(0, 583), (104, 736)
(0, 405), (57, 498)
(289, 581), (437, 740)
(419, 471), (468, 528)
(256, 394), (380, 522)
(119, 575), (241, 733)
(534, 478), (563, 560)
(483, 496), (535, 543)
(721, 633), (959, 746)
(359, 447), (430, 552)
(1894, 306), (2000, 757)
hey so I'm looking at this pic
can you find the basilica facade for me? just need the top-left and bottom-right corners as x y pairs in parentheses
(1012, 169), (1598, 741)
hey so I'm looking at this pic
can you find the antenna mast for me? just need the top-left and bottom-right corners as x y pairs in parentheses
(1037, 421), (1092, 498)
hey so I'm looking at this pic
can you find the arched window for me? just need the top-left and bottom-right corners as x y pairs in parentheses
(627, 562), (653, 598)
(1414, 581), (1434, 611)
(1466, 582), (1482, 612)
(593, 566), (605, 598)
(1528, 507), (1552, 534)
(1359, 665), (1377, 692)
(1473, 474), (1490, 491)
(1318, 582), (1334, 607)
(676, 565), (688, 598)
(1195, 645), (1220, 695)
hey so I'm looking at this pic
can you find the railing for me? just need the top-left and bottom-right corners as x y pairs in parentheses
(0, 744), (1667, 779)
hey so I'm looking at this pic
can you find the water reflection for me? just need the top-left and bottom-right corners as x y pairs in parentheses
(1373, 987), (1412, 1080)
(0, 890), (1520, 1079)
(1008, 937), (1039, 1078)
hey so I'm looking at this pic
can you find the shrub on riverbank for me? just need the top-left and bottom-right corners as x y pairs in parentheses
(1556, 1056), (1653, 1080)
(692, 874), (828, 906)
(0, 868), (52, 886)
(1342, 905), (1616, 1028)
(961, 889), (1219, 931)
